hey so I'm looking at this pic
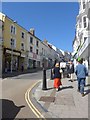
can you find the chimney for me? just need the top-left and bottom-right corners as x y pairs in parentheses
(43, 39), (48, 44)
(30, 28), (35, 35)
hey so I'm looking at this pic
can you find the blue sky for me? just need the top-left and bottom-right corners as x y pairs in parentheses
(2, 2), (79, 52)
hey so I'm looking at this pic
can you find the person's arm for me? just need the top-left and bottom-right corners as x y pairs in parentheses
(85, 66), (88, 76)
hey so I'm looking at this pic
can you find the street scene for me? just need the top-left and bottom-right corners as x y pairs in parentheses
(0, 0), (90, 119)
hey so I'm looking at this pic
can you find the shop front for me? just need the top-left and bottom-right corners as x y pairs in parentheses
(3, 48), (21, 72)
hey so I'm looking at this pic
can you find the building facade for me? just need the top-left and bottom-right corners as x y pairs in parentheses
(72, 0), (90, 70)
(0, 12), (27, 72)
(0, 12), (66, 73)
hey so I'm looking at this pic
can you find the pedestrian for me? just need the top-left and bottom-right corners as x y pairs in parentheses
(75, 58), (88, 97)
(68, 61), (74, 82)
(53, 62), (62, 91)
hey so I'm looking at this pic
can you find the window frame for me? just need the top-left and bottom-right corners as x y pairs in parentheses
(30, 46), (33, 53)
(21, 42), (24, 51)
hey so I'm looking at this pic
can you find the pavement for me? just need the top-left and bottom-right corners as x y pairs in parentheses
(2, 68), (43, 79)
(30, 74), (90, 119)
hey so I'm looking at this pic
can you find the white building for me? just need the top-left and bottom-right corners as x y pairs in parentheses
(72, 0), (90, 70)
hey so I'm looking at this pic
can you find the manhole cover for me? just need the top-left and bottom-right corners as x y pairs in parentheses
(39, 96), (55, 102)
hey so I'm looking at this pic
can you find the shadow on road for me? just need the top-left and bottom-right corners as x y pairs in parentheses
(85, 84), (90, 87)
(84, 89), (90, 96)
(58, 86), (73, 91)
(68, 79), (77, 82)
(0, 99), (25, 119)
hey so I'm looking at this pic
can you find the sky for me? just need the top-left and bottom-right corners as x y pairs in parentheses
(2, 2), (79, 52)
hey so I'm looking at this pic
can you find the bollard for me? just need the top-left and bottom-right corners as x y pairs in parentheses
(42, 68), (47, 90)
(50, 68), (53, 80)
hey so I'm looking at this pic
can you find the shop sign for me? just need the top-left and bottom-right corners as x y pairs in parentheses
(6, 50), (20, 56)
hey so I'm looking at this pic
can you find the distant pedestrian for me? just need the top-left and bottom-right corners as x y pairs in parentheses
(68, 61), (74, 82)
(53, 62), (62, 91)
(75, 58), (88, 97)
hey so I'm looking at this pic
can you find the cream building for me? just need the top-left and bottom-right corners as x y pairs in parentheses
(0, 12), (28, 72)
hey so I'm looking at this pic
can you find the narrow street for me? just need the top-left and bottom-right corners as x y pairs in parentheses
(1, 70), (50, 119)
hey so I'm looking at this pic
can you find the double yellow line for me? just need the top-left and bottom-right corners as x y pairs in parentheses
(25, 80), (46, 119)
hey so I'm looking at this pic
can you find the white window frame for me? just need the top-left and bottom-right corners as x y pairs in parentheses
(10, 38), (16, 48)
(36, 49), (38, 55)
(82, 1), (86, 9)
(36, 40), (39, 47)
(30, 46), (33, 53)
(10, 24), (16, 35)
(30, 37), (33, 44)
(21, 42), (24, 51)
(82, 15), (88, 29)
(21, 31), (25, 39)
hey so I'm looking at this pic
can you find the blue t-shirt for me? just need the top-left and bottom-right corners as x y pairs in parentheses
(75, 64), (88, 78)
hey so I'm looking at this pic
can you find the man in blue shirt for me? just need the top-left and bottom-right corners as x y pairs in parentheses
(75, 58), (88, 97)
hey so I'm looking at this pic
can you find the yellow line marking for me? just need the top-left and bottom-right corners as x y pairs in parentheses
(25, 80), (46, 120)
(25, 91), (40, 118)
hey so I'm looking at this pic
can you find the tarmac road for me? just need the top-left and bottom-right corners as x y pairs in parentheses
(1, 70), (51, 119)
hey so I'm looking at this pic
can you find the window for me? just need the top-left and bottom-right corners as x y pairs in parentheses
(13, 27), (16, 34)
(21, 32), (25, 39)
(83, 1), (85, 9)
(36, 40), (39, 47)
(21, 43), (24, 51)
(83, 16), (87, 28)
(84, 37), (87, 43)
(10, 25), (16, 34)
(36, 49), (38, 55)
(10, 38), (16, 48)
(42, 48), (43, 54)
(30, 46), (33, 52)
(30, 37), (33, 44)
(11, 26), (13, 33)
(79, 19), (82, 28)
